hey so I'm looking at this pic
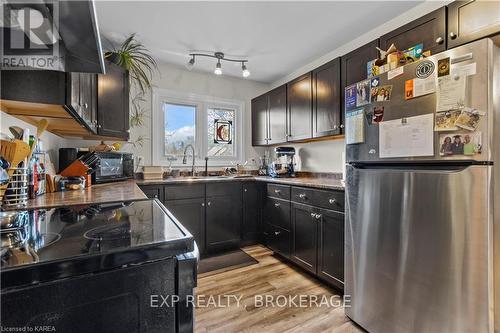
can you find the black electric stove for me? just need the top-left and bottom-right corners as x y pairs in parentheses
(1, 199), (197, 333)
(0, 199), (195, 290)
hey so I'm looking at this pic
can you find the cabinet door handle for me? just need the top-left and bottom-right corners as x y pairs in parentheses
(84, 103), (88, 109)
(201, 203), (205, 207)
(244, 188), (248, 192)
(329, 198), (337, 205)
(310, 212), (316, 218)
(207, 202), (211, 206)
(274, 231), (281, 236)
(449, 32), (457, 40)
(274, 203), (280, 208)
(274, 189), (281, 194)
(299, 193), (306, 199)
(315, 214), (322, 220)
(333, 125), (338, 130)
(435, 36), (444, 45)
(339, 124), (344, 129)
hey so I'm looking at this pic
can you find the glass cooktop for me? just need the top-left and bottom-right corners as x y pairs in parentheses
(1, 199), (193, 287)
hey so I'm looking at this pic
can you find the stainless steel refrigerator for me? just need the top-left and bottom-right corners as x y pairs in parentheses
(345, 38), (499, 333)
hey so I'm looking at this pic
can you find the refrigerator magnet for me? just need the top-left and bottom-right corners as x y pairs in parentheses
(438, 58), (450, 77)
(374, 85), (392, 102)
(415, 60), (435, 79)
(345, 85), (357, 110)
(439, 132), (482, 156)
(454, 108), (485, 131)
(435, 109), (461, 131)
(373, 106), (384, 123)
(365, 110), (374, 125)
(356, 80), (370, 107)
(405, 79), (414, 100)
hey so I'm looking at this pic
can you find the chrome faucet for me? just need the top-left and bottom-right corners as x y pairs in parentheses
(182, 144), (196, 176)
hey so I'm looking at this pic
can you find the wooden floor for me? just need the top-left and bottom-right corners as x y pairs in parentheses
(195, 245), (363, 333)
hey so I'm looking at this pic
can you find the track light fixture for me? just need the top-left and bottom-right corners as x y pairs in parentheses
(241, 63), (250, 78)
(186, 52), (250, 78)
(185, 55), (195, 70)
(214, 59), (222, 75)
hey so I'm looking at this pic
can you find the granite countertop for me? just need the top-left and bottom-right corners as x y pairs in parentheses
(14, 175), (343, 210)
(136, 175), (345, 191)
(254, 176), (345, 191)
(17, 180), (147, 210)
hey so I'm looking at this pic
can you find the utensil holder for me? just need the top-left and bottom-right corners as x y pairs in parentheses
(2, 167), (28, 208)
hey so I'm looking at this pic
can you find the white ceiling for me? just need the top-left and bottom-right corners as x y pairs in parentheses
(95, 1), (421, 83)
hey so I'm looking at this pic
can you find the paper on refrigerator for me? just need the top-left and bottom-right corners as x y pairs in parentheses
(379, 113), (434, 158)
(436, 74), (466, 111)
(345, 108), (365, 144)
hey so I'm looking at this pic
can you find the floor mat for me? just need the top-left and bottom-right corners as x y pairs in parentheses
(198, 249), (258, 277)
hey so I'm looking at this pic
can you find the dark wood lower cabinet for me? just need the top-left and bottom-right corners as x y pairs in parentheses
(264, 223), (291, 257)
(242, 182), (262, 246)
(164, 198), (206, 255)
(139, 185), (163, 201)
(291, 203), (317, 274)
(206, 193), (242, 253)
(291, 203), (344, 290)
(139, 182), (345, 290)
(317, 208), (345, 290)
(265, 197), (291, 231)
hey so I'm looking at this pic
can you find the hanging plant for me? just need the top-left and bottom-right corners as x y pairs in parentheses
(130, 93), (148, 128)
(104, 33), (158, 93)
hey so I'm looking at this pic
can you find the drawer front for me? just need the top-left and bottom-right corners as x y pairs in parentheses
(139, 185), (163, 200)
(265, 197), (291, 231)
(206, 182), (241, 197)
(267, 183), (291, 200)
(265, 223), (290, 257)
(291, 187), (344, 212)
(164, 184), (205, 200)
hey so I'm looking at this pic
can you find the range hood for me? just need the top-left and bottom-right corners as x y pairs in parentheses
(1, 0), (105, 73)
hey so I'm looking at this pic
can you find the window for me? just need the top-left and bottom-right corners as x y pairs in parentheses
(207, 108), (235, 157)
(164, 103), (196, 157)
(152, 89), (244, 166)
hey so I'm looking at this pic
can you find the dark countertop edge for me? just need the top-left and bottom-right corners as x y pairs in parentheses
(136, 176), (345, 191)
(1, 238), (194, 291)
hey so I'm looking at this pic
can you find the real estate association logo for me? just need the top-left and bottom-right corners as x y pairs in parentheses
(1, 0), (61, 70)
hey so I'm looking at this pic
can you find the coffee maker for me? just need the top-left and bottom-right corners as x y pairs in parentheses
(268, 147), (296, 178)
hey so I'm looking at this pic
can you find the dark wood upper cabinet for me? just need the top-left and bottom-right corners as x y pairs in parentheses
(268, 85), (288, 145)
(67, 72), (97, 133)
(380, 7), (446, 56)
(287, 73), (312, 141)
(447, 0), (500, 49)
(341, 39), (379, 89)
(313, 57), (342, 137)
(251, 93), (269, 146)
(97, 61), (130, 139)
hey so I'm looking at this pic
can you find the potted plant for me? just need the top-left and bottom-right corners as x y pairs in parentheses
(104, 33), (158, 93)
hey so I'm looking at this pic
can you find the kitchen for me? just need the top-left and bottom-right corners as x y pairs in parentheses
(0, 1), (499, 332)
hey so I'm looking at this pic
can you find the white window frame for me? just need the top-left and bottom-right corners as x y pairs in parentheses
(152, 88), (245, 167)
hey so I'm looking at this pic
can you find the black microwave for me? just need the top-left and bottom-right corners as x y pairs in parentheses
(59, 149), (134, 184)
